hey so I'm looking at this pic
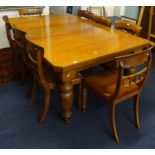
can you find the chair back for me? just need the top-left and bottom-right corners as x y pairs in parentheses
(77, 10), (94, 20)
(112, 47), (152, 99)
(18, 8), (43, 17)
(26, 36), (45, 83)
(14, 29), (29, 65)
(93, 16), (112, 27)
(115, 21), (142, 36)
(2, 15), (15, 47)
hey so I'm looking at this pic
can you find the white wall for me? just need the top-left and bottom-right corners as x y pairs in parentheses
(0, 6), (49, 49)
(105, 6), (115, 16)
(120, 6), (126, 16)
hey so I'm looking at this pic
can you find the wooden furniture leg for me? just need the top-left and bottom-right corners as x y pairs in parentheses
(39, 88), (51, 124)
(79, 79), (87, 113)
(109, 103), (119, 143)
(134, 93), (140, 128)
(59, 81), (73, 124)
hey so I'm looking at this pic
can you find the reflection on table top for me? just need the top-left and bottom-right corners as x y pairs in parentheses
(9, 14), (150, 71)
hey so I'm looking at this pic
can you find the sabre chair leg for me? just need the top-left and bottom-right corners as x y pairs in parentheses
(134, 93), (140, 128)
(38, 88), (51, 124)
(109, 103), (119, 143)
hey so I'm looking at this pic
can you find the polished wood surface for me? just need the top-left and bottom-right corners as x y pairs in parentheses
(77, 10), (94, 20)
(103, 21), (142, 69)
(93, 16), (112, 27)
(26, 36), (83, 123)
(8, 14), (151, 123)
(115, 21), (142, 36)
(9, 14), (150, 72)
(85, 47), (152, 143)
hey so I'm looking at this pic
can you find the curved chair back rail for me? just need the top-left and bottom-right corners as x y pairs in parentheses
(112, 47), (152, 100)
(115, 21), (142, 36)
(77, 10), (94, 20)
(93, 16), (112, 27)
(18, 8), (43, 17)
(2, 15), (15, 47)
(26, 35), (45, 84)
(14, 29), (30, 67)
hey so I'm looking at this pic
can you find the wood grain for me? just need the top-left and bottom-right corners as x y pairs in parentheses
(9, 14), (151, 72)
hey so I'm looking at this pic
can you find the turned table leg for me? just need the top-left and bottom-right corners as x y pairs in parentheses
(59, 81), (73, 124)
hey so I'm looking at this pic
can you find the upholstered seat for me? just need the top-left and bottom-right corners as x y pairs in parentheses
(86, 70), (139, 103)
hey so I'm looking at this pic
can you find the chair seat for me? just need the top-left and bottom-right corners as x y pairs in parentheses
(86, 70), (139, 103)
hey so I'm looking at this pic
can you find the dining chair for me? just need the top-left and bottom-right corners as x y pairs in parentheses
(14, 28), (34, 96)
(2, 15), (16, 79)
(103, 21), (142, 70)
(26, 36), (84, 124)
(93, 16), (112, 27)
(81, 47), (152, 143)
(77, 10), (94, 20)
(18, 8), (43, 17)
(115, 21), (142, 36)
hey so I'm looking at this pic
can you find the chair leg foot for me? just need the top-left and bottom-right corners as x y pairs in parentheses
(109, 103), (119, 143)
(38, 89), (51, 124)
(134, 94), (140, 128)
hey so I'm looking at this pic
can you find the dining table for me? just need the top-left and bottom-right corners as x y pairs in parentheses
(8, 13), (151, 123)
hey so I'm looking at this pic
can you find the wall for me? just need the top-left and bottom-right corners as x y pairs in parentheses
(124, 6), (139, 19)
(81, 6), (115, 16)
(0, 6), (49, 49)
(49, 6), (67, 14)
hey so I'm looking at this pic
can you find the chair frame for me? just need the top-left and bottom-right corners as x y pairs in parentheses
(2, 15), (17, 80)
(115, 21), (142, 36)
(82, 46), (153, 143)
(77, 10), (94, 20)
(26, 35), (84, 123)
(93, 16), (112, 27)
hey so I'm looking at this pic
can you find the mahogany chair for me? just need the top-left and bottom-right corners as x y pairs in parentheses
(14, 29), (29, 84)
(81, 47), (152, 143)
(2, 15), (16, 79)
(93, 16), (112, 27)
(77, 10), (94, 20)
(18, 8), (43, 17)
(26, 36), (83, 124)
(115, 21), (142, 36)
(14, 28), (34, 96)
(104, 21), (142, 70)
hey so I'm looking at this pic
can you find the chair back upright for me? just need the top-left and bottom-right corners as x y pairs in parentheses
(2, 15), (15, 47)
(93, 16), (112, 27)
(77, 10), (94, 20)
(14, 29), (29, 65)
(26, 36), (45, 84)
(115, 21), (142, 36)
(18, 8), (43, 17)
(112, 47), (152, 99)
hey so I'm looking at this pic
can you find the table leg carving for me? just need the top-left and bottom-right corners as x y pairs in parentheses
(59, 81), (73, 124)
